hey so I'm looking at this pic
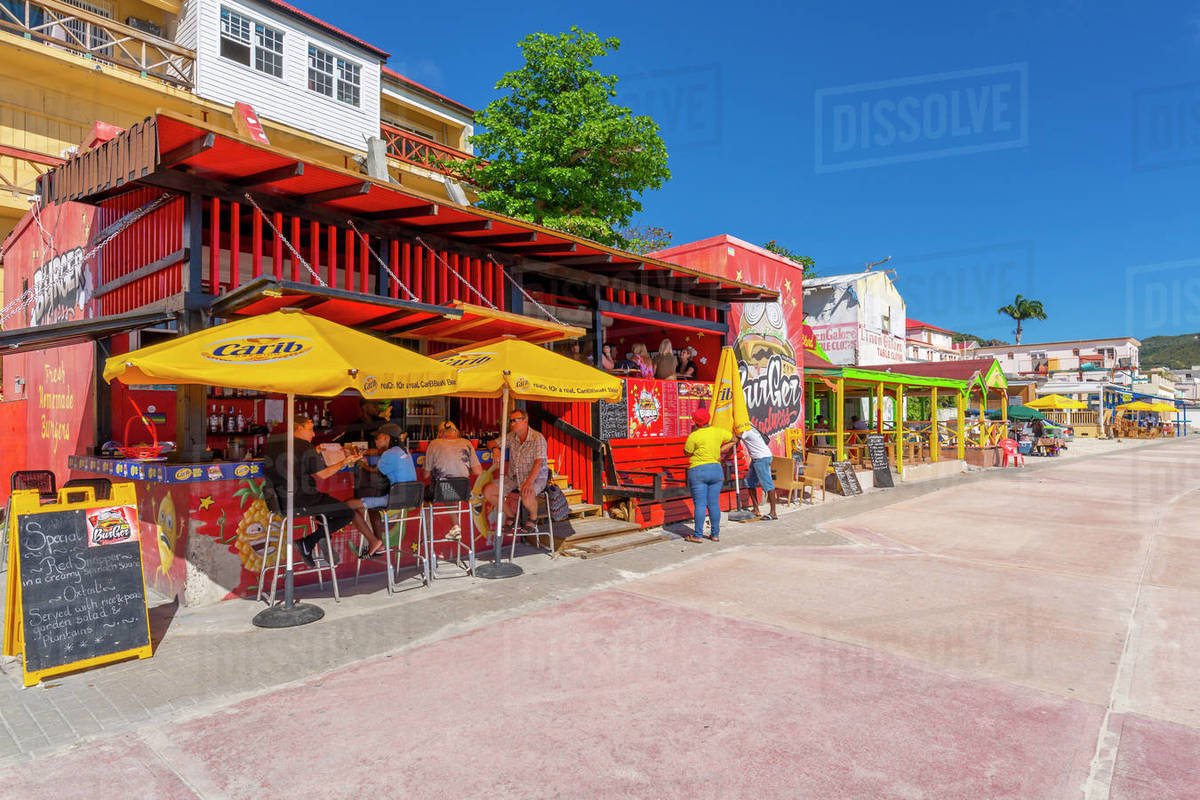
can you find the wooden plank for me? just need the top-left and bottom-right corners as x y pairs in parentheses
(555, 517), (641, 543)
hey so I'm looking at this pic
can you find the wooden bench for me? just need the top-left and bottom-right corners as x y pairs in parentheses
(602, 437), (745, 511)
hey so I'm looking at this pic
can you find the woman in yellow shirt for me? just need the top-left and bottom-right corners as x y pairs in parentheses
(683, 407), (735, 542)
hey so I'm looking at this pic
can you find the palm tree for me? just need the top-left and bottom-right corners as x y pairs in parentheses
(997, 294), (1047, 345)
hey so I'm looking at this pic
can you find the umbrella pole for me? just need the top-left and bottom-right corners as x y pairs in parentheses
(254, 392), (324, 627)
(476, 385), (522, 579)
(728, 438), (754, 522)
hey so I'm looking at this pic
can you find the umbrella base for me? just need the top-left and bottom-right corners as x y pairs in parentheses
(253, 602), (325, 628)
(475, 561), (524, 580)
(728, 509), (757, 522)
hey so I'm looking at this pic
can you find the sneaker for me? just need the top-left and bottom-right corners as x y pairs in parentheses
(446, 523), (462, 541)
(297, 542), (317, 569)
(317, 540), (341, 567)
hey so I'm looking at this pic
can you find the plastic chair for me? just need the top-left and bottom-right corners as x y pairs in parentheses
(357, 480), (426, 593)
(509, 486), (555, 559)
(425, 477), (474, 578)
(11, 470), (56, 501)
(1000, 438), (1024, 467)
(256, 481), (339, 605)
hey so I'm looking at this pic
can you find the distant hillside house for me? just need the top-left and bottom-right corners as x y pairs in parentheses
(975, 337), (1140, 384)
(906, 319), (963, 362)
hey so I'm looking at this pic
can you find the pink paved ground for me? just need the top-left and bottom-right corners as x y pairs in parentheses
(4, 438), (1200, 798)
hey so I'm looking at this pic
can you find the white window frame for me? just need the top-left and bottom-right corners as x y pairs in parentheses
(220, 6), (283, 79)
(308, 43), (361, 107)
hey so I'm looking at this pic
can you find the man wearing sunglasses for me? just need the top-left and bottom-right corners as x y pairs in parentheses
(483, 410), (548, 535)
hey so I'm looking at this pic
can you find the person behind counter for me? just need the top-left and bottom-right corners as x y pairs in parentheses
(264, 415), (385, 564)
(337, 398), (387, 447)
(676, 346), (697, 380)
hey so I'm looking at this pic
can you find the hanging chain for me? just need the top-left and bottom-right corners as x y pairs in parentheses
(241, 193), (326, 287)
(347, 221), (418, 301)
(415, 236), (497, 310)
(486, 254), (565, 325)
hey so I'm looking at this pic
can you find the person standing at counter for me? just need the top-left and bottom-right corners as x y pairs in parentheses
(264, 415), (384, 564)
(600, 343), (616, 371)
(683, 407), (734, 543)
(653, 338), (678, 379)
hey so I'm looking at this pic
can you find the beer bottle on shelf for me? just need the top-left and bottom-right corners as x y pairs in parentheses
(236, 408), (246, 433)
(226, 406), (236, 434)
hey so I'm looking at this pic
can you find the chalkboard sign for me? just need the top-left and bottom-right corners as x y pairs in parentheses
(831, 461), (863, 496)
(6, 488), (151, 686)
(599, 383), (629, 440)
(866, 433), (895, 488)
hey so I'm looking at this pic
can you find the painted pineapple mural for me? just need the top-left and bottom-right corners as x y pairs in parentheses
(232, 479), (277, 573)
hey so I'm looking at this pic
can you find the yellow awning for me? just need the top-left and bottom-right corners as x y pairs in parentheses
(435, 336), (621, 401)
(1116, 401), (1157, 412)
(104, 309), (456, 398)
(1027, 394), (1088, 410)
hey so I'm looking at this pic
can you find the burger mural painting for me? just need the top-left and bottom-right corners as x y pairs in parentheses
(734, 301), (804, 439)
(649, 235), (811, 454)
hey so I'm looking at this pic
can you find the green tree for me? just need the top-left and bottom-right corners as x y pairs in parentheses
(619, 225), (673, 255)
(462, 28), (671, 247)
(762, 240), (817, 278)
(996, 294), (1047, 345)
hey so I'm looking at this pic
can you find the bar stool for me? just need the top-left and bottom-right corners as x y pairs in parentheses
(354, 480), (426, 593)
(509, 487), (555, 559)
(425, 477), (474, 578)
(256, 483), (339, 605)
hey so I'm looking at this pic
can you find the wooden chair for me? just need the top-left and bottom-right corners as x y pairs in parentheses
(798, 452), (832, 504)
(771, 456), (803, 504)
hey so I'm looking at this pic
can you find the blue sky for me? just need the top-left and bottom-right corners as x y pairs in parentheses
(333, 1), (1200, 344)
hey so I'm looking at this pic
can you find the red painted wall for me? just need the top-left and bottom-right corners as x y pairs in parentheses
(651, 235), (807, 453)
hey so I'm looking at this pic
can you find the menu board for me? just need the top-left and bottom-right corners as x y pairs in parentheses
(6, 494), (151, 685)
(627, 379), (666, 438)
(599, 383), (629, 440)
(831, 461), (863, 496)
(661, 381), (680, 437)
(865, 433), (895, 488)
(676, 381), (712, 435)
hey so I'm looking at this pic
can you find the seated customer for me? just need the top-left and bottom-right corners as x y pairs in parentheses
(423, 420), (483, 485)
(653, 338), (678, 379)
(264, 414), (384, 564)
(482, 409), (549, 535)
(359, 423), (418, 510)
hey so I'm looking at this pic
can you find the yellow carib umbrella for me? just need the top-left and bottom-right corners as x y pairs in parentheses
(1149, 402), (1178, 413)
(710, 347), (755, 521)
(1027, 394), (1088, 410)
(105, 308), (457, 627)
(1117, 401), (1157, 412)
(434, 336), (619, 578)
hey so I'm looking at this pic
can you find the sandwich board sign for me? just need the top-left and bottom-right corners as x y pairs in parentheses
(3, 482), (152, 686)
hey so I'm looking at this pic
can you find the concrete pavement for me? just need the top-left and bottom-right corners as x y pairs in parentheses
(2, 437), (1198, 798)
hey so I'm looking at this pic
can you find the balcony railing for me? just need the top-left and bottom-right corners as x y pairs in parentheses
(0, 0), (195, 88)
(380, 122), (477, 182)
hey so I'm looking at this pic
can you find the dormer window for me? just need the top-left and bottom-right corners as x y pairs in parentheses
(220, 7), (283, 78)
(308, 44), (361, 107)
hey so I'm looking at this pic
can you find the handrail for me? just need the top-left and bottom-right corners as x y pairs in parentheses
(0, 0), (194, 87)
(379, 122), (477, 181)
